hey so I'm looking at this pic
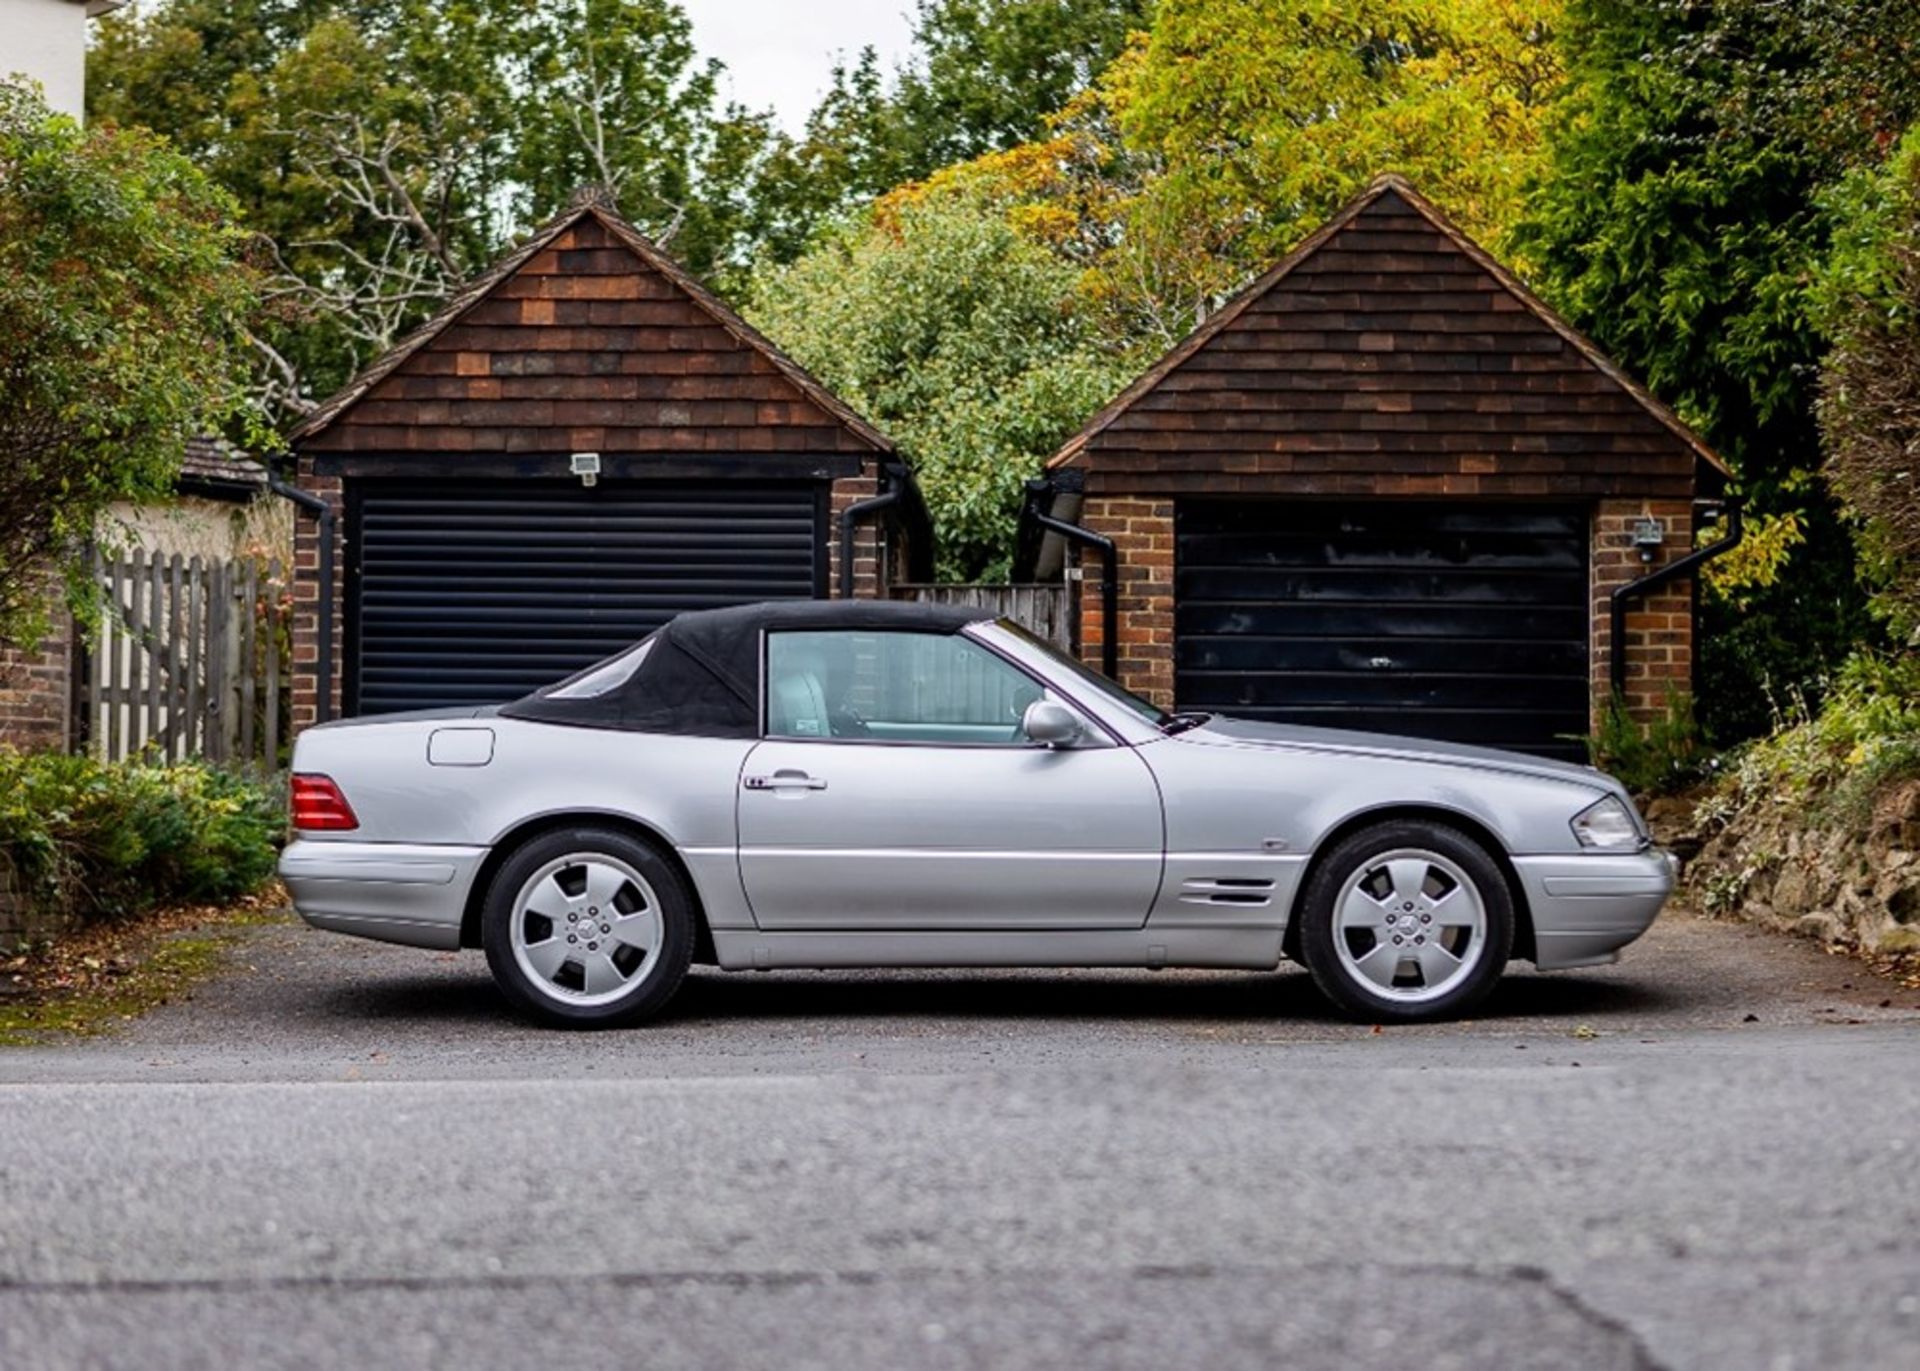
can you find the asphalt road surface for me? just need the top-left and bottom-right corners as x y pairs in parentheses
(3, 906), (1918, 1371)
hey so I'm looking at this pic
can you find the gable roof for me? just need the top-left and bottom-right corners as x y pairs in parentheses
(288, 196), (892, 453)
(178, 435), (267, 493)
(1051, 173), (1730, 479)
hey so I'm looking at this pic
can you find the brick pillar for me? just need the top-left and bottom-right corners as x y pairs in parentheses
(1079, 495), (1175, 708)
(1590, 498), (1694, 724)
(826, 472), (884, 599)
(0, 578), (74, 753)
(289, 456), (345, 731)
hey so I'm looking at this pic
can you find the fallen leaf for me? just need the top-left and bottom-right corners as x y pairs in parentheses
(1571, 1024), (1598, 1040)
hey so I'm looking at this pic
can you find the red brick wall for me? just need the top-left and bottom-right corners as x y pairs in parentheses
(1077, 496), (1176, 709)
(1592, 498), (1694, 721)
(0, 574), (74, 753)
(288, 462), (346, 730)
(827, 474), (884, 600)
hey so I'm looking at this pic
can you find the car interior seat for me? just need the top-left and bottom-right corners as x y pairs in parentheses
(769, 666), (831, 738)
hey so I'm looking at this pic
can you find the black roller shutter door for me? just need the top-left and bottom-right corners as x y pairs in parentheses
(1176, 501), (1590, 759)
(352, 481), (822, 714)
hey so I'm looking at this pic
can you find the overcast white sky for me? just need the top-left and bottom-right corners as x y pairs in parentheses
(678, 1), (918, 132)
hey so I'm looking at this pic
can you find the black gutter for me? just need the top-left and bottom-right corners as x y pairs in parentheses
(838, 464), (905, 598)
(267, 467), (336, 724)
(1031, 506), (1118, 679)
(1609, 500), (1743, 698)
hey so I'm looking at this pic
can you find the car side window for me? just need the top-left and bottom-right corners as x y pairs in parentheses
(765, 630), (1048, 746)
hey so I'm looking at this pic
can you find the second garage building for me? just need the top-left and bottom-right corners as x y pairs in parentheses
(1026, 174), (1733, 760)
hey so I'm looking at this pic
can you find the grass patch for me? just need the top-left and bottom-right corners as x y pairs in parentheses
(0, 885), (292, 1045)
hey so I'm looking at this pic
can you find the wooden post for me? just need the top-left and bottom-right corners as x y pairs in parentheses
(144, 551), (163, 756)
(207, 560), (226, 765)
(105, 554), (124, 762)
(186, 556), (204, 759)
(167, 555), (185, 762)
(240, 559), (257, 769)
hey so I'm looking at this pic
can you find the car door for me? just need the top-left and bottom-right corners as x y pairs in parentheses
(737, 627), (1164, 930)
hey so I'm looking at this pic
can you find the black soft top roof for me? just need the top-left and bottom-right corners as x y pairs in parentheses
(498, 599), (985, 736)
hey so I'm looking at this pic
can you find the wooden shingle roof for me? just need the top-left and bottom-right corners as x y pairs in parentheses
(289, 197), (891, 456)
(1051, 174), (1729, 498)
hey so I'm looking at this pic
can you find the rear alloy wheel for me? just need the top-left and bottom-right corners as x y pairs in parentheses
(1299, 821), (1513, 1023)
(482, 827), (693, 1028)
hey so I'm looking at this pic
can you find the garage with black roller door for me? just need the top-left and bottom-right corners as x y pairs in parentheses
(349, 482), (825, 715)
(1026, 175), (1737, 756)
(1174, 502), (1590, 757)
(286, 193), (923, 728)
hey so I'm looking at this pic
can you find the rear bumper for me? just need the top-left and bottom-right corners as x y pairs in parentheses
(1511, 848), (1676, 970)
(279, 839), (488, 950)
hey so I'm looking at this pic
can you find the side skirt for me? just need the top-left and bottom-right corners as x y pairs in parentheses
(708, 924), (1287, 972)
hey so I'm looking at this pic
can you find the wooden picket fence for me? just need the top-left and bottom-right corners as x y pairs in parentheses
(890, 583), (1072, 650)
(79, 550), (291, 769)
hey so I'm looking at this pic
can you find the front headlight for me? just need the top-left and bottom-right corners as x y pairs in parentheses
(1571, 795), (1642, 850)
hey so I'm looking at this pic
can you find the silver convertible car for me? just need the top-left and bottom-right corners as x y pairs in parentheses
(280, 600), (1673, 1026)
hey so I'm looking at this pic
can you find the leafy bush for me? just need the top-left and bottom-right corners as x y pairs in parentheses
(1815, 125), (1920, 642)
(1584, 692), (1705, 796)
(0, 751), (281, 933)
(1716, 653), (1920, 814)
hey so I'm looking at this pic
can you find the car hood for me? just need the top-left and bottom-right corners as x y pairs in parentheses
(1179, 715), (1622, 796)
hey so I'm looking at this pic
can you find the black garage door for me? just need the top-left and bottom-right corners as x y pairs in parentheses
(351, 482), (823, 714)
(1175, 502), (1589, 758)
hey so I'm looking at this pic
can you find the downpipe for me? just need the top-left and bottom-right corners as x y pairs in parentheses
(1031, 508), (1118, 679)
(839, 464), (904, 598)
(267, 468), (335, 724)
(1609, 500), (1743, 698)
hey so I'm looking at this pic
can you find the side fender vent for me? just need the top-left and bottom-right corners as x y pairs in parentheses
(1179, 876), (1275, 908)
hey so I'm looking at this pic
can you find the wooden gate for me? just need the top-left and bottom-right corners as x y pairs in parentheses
(889, 583), (1072, 651)
(80, 550), (290, 769)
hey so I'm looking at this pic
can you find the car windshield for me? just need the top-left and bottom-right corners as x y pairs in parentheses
(993, 619), (1173, 729)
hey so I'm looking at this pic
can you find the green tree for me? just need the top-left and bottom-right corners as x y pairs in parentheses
(0, 80), (256, 642)
(744, 2), (1152, 268)
(88, 0), (771, 421)
(1110, 0), (1563, 334)
(895, 0), (1152, 169)
(735, 49), (919, 270)
(1816, 127), (1920, 641)
(1512, 0), (1920, 738)
(749, 197), (1129, 580)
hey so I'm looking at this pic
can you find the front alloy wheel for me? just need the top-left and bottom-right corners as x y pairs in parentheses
(1300, 821), (1512, 1022)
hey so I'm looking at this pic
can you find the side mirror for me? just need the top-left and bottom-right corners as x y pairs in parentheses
(1022, 699), (1084, 749)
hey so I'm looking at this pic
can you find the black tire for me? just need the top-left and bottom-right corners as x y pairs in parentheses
(1298, 820), (1513, 1023)
(481, 826), (695, 1029)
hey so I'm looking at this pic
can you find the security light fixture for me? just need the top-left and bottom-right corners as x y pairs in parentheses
(1632, 516), (1665, 563)
(571, 452), (601, 488)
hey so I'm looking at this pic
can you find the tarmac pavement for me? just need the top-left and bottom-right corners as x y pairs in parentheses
(2, 905), (1917, 1370)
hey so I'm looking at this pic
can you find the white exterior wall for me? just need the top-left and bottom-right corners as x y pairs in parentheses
(0, 0), (120, 121)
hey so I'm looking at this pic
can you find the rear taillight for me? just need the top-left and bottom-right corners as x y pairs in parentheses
(290, 773), (359, 831)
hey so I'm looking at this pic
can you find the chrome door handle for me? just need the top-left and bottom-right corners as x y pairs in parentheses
(743, 772), (827, 791)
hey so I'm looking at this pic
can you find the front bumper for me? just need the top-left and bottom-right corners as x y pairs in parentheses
(1510, 847), (1676, 970)
(279, 839), (489, 950)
